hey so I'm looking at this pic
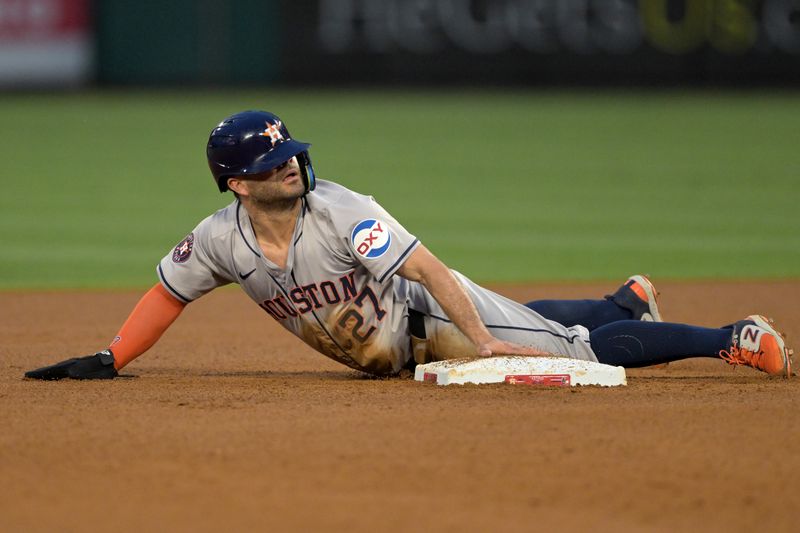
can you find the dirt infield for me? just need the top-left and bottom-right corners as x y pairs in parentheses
(2, 280), (798, 532)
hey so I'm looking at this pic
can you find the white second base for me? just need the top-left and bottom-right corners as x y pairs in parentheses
(414, 356), (627, 387)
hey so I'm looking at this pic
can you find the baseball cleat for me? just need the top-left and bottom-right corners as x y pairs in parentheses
(607, 274), (662, 322)
(719, 315), (792, 377)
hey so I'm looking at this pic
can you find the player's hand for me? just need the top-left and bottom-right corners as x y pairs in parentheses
(24, 350), (118, 380)
(477, 339), (550, 358)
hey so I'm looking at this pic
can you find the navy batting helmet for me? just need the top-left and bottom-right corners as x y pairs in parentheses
(207, 110), (316, 193)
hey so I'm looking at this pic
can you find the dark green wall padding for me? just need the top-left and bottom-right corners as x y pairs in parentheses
(95, 0), (281, 84)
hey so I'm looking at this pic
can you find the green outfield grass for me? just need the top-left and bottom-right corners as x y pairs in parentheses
(1, 89), (798, 289)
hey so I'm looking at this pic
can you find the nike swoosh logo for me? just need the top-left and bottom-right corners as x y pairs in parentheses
(239, 268), (257, 280)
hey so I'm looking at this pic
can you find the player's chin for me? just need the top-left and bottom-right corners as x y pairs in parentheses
(270, 183), (305, 203)
(286, 175), (306, 192)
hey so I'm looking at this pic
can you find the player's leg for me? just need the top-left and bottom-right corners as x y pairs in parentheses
(525, 275), (661, 330)
(408, 271), (598, 362)
(589, 316), (792, 376)
(410, 271), (792, 376)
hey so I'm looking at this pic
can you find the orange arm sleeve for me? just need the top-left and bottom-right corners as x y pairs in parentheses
(108, 283), (187, 370)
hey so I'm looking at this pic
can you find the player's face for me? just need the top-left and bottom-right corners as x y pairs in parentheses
(234, 156), (305, 205)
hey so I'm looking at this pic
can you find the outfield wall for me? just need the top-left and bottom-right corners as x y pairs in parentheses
(284, 0), (800, 85)
(3, 0), (799, 87)
(0, 0), (93, 87)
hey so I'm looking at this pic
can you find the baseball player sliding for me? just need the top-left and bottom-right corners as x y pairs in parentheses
(25, 111), (793, 380)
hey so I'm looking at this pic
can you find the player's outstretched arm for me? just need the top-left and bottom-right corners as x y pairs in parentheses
(24, 283), (187, 380)
(397, 246), (549, 358)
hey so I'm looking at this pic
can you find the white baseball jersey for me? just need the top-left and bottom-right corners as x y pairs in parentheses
(158, 180), (596, 375)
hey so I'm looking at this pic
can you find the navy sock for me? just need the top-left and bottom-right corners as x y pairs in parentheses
(590, 321), (733, 368)
(525, 299), (632, 331)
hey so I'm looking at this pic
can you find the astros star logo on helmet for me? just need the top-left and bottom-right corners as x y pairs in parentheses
(259, 120), (285, 147)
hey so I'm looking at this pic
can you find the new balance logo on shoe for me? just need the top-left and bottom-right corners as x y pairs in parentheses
(721, 315), (792, 377)
(741, 326), (760, 346)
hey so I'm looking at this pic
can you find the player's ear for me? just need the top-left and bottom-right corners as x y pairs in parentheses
(226, 177), (247, 197)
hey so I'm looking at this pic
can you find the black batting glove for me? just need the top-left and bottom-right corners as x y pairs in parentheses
(24, 349), (118, 380)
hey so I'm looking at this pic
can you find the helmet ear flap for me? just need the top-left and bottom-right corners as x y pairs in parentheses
(298, 151), (316, 193)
